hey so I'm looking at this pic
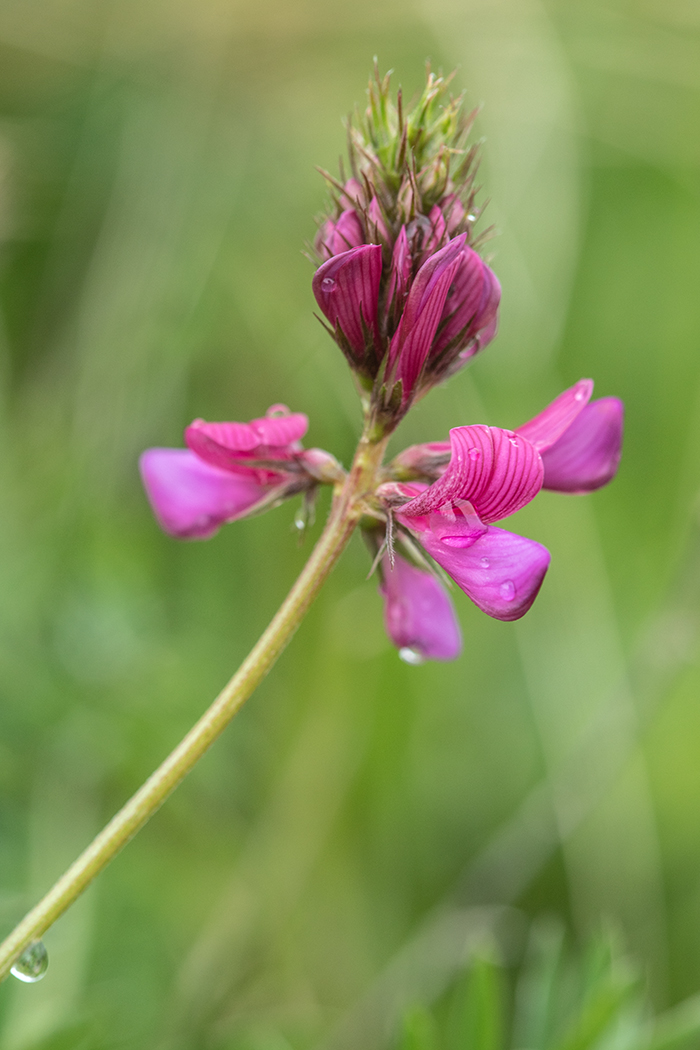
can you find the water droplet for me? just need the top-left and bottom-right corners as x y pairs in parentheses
(467, 214), (477, 222)
(508, 437), (519, 447)
(399, 647), (425, 666)
(321, 277), (335, 291)
(468, 447), (481, 461)
(574, 388), (585, 401)
(499, 580), (516, 602)
(440, 535), (473, 548)
(480, 557), (490, 568)
(11, 941), (48, 983)
(293, 512), (306, 531)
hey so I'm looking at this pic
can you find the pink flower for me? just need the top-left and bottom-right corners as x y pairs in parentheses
(379, 554), (462, 662)
(313, 232), (500, 408)
(380, 380), (623, 632)
(312, 245), (383, 375)
(140, 406), (311, 539)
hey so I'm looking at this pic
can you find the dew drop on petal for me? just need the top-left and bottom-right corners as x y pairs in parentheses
(499, 580), (516, 602)
(468, 447), (481, 461)
(480, 557), (490, 568)
(399, 647), (425, 666)
(11, 941), (48, 983)
(440, 535), (473, 548)
(574, 388), (586, 401)
(321, 277), (335, 291)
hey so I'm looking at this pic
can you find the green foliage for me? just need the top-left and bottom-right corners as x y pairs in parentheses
(395, 927), (700, 1050)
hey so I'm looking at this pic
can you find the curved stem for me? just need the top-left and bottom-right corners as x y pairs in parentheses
(0, 428), (389, 985)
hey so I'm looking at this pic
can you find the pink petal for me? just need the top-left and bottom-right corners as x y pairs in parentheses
(432, 247), (488, 357)
(312, 245), (383, 360)
(388, 236), (466, 397)
(380, 555), (462, 661)
(328, 209), (364, 255)
(424, 204), (447, 253)
(515, 379), (593, 452)
(541, 397), (624, 493)
(185, 412), (307, 471)
(399, 425), (543, 524)
(387, 226), (412, 310)
(140, 449), (268, 539)
(249, 411), (309, 447)
(368, 196), (389, 242)
(341, 178), (364, 208)
(417, 524), (551, 621)
(440, 194), (465, 233)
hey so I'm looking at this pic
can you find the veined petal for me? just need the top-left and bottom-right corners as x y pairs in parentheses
(440, 194), (465, 233)
(330, 209), (364, 254)
(424, 204), (447, 254)
(380, 554), (462, 661)
(312, 244), (382, 360)
(515, 379), (593, 452)
(185, 411), (307, 470)
(432, 247), (488, 357)
(542, 397), (624, 493)
(368, 196), (389, 242)
(140, 449), (268, 539)
(387, 226), (412, 311)
(399, 425), (543, 524)
(249, 411), (309, 447)
(417, 524), (551, 621)
(388, 236), (466, 397)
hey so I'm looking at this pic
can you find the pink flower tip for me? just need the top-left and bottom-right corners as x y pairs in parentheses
(380, 555), (462, 662)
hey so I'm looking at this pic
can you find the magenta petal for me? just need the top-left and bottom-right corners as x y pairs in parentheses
(418, 525), (551, 621)
(541, 397), (624, 493)
(140, 449), (268, 539)
(368, 196), (389, 242)
(185, 412), (307, 470)
(399, 425), (543, 524)
(387, 226), (411, 308)
(249, 412), (309, 447)
(312, 245), (382, 359)
(329, 209), (364, 254)
(389, 235), (466, 396)
(380, 555), (462, 661)
(424, 204), (447, 253)
(515, 379), (593, 452)
(441, 194), (465, 233)
(432, 247), (488, 356)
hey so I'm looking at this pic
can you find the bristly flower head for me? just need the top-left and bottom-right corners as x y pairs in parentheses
(312, 64), (500, 431)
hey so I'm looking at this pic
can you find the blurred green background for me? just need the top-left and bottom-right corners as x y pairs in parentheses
(1, 0), (700, 1046)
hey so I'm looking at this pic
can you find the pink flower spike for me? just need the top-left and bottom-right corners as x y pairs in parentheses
(312, 244), (383, 363)
(399, 425), (544, 525)
(380, 554), (462, 661)
(541, 397), (624, 493)
(417, 523), (551, 621)
(516, 379), (594, 452)
(388, 235), (466, 398)
(140, 449), (268, 539)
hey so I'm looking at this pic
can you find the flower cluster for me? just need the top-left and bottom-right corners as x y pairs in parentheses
(139, 67), (624, 664)
(311, 68), (499, 424)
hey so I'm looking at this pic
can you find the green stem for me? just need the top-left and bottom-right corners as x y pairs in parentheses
(0, 427), (389, 985)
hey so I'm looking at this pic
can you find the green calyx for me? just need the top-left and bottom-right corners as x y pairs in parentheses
(347, 61), (482, 229)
